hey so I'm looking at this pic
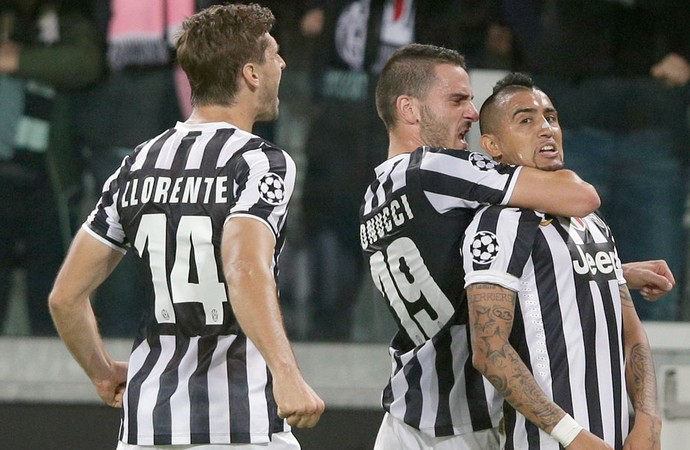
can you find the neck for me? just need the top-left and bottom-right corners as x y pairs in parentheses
(185, 104), (256, 133)
(387, 126), (425, 159)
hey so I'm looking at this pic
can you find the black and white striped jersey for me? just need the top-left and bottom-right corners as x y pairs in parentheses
(462, 206), (629, 450)
(83, 121), (296, 445)
(360, 147), (522, 437)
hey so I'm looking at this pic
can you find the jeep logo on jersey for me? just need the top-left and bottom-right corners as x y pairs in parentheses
(572, 246), (620, 276)
(258, 173), (286, 205)
(470, 231), (500, 264)
(469, 152), (499, 171)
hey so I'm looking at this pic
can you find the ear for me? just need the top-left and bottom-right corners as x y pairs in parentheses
(241, 62), (260, 90)
(396, 95), (421, 125)
(480, 134), (503, 160)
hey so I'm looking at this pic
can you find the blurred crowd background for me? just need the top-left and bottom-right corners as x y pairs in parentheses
(1, 0), (689, 342)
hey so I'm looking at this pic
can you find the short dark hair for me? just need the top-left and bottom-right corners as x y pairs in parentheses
(176, 3), (275, 107)
(376, 44), (467, 130)
(479, 72), (538, 134)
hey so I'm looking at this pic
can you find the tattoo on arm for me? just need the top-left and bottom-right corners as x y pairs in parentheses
(468, 283), (565, 432)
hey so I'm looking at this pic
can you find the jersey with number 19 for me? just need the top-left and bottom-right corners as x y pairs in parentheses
(83, 121), (296, 446)
(359, 146), (522, 437)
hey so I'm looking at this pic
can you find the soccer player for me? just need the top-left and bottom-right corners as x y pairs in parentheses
(48, 4), (324, 449)
(463, 73), (661, 449)
(360, 44), (671, 449)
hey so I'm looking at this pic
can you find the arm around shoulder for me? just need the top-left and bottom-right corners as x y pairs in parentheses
(509, 167), (600, 217)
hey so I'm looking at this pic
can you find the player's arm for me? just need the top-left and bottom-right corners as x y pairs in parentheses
(48, 229), (128, 408)
(508, 167), (600, 218)
(221, 217), (324, 428)
(467, 282), (612, 449)
(620, 285), (662, 450)
(622, 260), (675, 301)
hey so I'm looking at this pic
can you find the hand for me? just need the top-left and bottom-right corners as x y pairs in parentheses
(565, 429), (614, 449)
(92, 360), (128, 408)
(272, 373), (325, 428)
(0, 41), (19, 73)
(651, 52), (690, 87)
(623, 414), (661, 450)
(622, 260), (675, 301)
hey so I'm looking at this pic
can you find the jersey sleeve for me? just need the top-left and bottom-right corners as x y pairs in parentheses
(83, 154), (131, 253)
(226, 144), (296, 238)
(462, 206), (541, 291)
(420, 149), (522, 214)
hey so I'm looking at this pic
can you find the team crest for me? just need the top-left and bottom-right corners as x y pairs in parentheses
(470, 231), (500, 264)
(258, 173), (286, 205)
(469, 152), (499, 171)
(570, 217), (587, 232)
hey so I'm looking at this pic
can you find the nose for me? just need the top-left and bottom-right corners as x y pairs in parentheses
(539, 117), (554, 136)
(466, 101), (479, 122)
(279, 54), (286, 70)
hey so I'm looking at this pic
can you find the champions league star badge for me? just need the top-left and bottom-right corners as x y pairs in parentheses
(469, 152), (499, 171)
(470, 231), (500, 264)
(258, 173), (287, 205)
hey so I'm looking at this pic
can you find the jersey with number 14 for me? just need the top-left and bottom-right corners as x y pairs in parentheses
(360, 146), (522, 437)
(84, 121), (296, 446)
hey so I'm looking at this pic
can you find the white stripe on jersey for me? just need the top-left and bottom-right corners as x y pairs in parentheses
(387, 348), (413, 421)
(543, 228), (591, 433)
(185, 131), (218, 170)
(425, 191), (482, 214)
(419, 151), (518, 199)
(136, 336), (177, 445)
(155, 131), (184, 169)
(169, 337), (199, 444)
(245, 339), (271, 443)
(130, 132), (165, 172)
(122, 338), (151, 441)
(417, 342), (441, 431)
(217, 129), (253, 167)
(362, 154), (409, 216)
(207, 336), (234, 443)
(447, 325), (475, 432)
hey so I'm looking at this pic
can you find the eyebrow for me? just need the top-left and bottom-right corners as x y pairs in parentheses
(511, 106), (557, 118)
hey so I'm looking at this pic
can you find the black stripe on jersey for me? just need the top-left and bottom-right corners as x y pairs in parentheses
(402, 349), (424, 429)
(264, 369), (284, 434)
(378, 158), (407, 210)
(382, 352), (403, 411)
(189, 336), (216, 444)
(433, 332), (454, 435)
(532, 232), (575, 416)
(169, 131), (202, 174)
(200, 128), (236, 174)
(600, 281), (624, 449)
(464, 351), (494, 431)
(125, 335), (163, 443)
(419, 171), (506, 206)
(367, 178), (383, 211)
(153, 337), (190, 445)
(141, 129), (177, 171)
(504, 305), (530, 450)
(508, 211), (541, 277)
(227, 336), (251, 443)
(551, 221), (604, 438)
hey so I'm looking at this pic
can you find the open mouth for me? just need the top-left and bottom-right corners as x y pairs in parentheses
(538, 144), (558, 156)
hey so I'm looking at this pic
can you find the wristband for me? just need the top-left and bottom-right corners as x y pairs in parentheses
(550, 413), (584, 447)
